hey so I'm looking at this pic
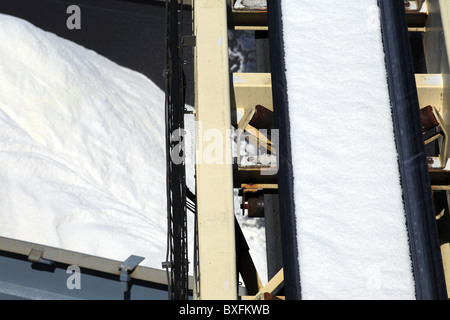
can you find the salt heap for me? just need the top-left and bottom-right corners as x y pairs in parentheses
(0, 12), (270, 285)
(0, 13), (171, 267)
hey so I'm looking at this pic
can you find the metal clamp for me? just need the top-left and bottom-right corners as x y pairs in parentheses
(119, 255), (145, 293)
(28, 248), (54, 266)
(182, 35), (196, 47)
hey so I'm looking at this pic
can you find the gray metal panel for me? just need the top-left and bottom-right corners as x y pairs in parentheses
(0, 251), (169, 300)
(0, 236), (196, 299)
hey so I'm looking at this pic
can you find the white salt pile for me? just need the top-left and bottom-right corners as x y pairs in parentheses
(0, 13), (267, 284)
(281, 0), (416, 299)
(0, 13), (174, 268)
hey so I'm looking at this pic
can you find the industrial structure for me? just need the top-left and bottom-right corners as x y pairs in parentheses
(1, 0), (450, 300)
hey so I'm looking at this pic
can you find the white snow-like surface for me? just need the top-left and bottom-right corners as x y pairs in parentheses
(0, 13), (175, 268)
(282, 0), (416, 299)
(0, 13), (267, 284)
(234, 0), (267, 10)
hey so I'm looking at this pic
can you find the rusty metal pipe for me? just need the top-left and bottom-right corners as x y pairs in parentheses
(247, 196), (265, 217)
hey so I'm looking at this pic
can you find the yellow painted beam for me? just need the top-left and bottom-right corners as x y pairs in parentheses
(415, 74), (443, 112)
(231, 73), (273, 122)
(193, 0), (237, 300)
(242, 268), (284, 300)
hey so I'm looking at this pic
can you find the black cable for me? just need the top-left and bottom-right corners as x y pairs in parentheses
(164, 0), (189, 301)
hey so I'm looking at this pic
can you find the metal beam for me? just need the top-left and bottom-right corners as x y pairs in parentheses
(242, 268), (284, 300)
(0, 236), (180, 287)
(194, 0), (237, 300)
(0, 236), (195, 299)
(231, 73), (273, 123)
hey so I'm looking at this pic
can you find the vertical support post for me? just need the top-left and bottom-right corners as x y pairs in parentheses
(193, 0), (237, 300)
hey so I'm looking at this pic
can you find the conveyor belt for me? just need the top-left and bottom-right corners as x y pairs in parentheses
(378, 0), (447, 300)
(268, 0), (447, 300)
(267, 0), (300, 300)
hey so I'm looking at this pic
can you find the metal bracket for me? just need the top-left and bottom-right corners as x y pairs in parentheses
(237, 105), (277, 169)
(28, 248), (54, 266)
(242, 268), (284, 300)
(182, 35), (196, 47)
(241, 183), (278, 216)
(422, 105), (448, 168)
(119, 255), (145, 293)
(161, 260), (174, 270)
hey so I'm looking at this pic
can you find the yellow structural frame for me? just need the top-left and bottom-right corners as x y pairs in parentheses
(231, 72), (273, 120)
(193, 0), (237, 300)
